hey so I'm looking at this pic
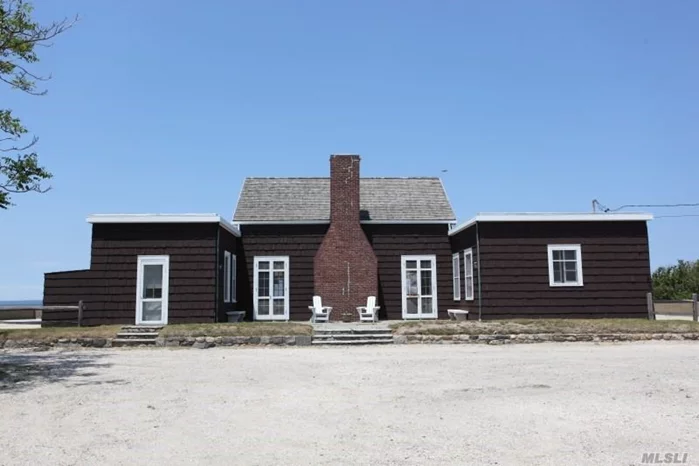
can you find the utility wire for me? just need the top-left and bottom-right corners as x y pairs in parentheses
(592, 199), (699, 213)
(609, 203), (699, 212)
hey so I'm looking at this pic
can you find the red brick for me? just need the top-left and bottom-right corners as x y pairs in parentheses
(314, 155), (378, 321)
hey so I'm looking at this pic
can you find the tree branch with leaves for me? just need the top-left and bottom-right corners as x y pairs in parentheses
(0, 0), (76, 209)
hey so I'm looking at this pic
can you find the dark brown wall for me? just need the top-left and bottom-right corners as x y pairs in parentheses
(43, 269), (105, 326)
(449, 224), (480, 318)
(366, 224), (453, 320)
(89, 223), (218, 325)
(478, 221), (652, 319)
(217, 225), (240, 321)
(240, 223), (453, 321)
(45, 223), (220, 326)
(239, 224), (328, 321)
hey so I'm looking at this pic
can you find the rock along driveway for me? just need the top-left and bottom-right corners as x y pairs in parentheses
(1, 342), (698, 466)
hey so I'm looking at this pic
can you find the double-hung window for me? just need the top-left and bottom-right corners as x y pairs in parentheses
(224, 251), (237, 302)
(463, 248), (474, 300)
(452, 253), (461, 300)
(547, 244), (583, 287)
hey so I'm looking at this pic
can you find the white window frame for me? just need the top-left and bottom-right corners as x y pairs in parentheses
(230, 253), (237, 303)
(452, 253), (461, 301)
(463, 248), (474, 301)
(400, 255), (438, 319)
(547, 244), (584, 287)
(224, 251), (237, 303)
(135, 255), (169, 325)
(253, 256), (290, 321)
(224, 251), (231, 303)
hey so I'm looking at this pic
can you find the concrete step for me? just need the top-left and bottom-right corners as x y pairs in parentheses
(116, 332), (159, 339)
(120, 326), (163, 333)
(313, 329), (392, 336)
(313, 333), (393, 340)
(312, 339), (394, 345)
(112, 338), (158, 347)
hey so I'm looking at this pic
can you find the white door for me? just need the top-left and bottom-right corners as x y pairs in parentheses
(254, 256), (289, 321)
(136, 255), (169, 325)
(401, 255), (438, 319)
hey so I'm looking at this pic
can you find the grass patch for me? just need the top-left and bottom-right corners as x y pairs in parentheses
(391, 319), (699, 336)
(159, 322), (313, 338)
(0, 325), (121, 342)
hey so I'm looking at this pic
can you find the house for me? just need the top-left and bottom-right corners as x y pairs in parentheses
(43, 155), (654, 325)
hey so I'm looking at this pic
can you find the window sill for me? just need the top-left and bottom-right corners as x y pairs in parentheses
(548, 283), (584, 288)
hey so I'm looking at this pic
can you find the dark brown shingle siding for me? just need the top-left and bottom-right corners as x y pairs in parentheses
(448, 224), (480, 317)
(478, 221), (651, 319)
(367, 224), (452, 320)
(238, 224), (327, 321)
(44, 223), (219, 326)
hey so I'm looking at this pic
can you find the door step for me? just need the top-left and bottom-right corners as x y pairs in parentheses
(311, 328), (393, 345)
(112, 338), (158, 347)
(113, 326), (162, 347)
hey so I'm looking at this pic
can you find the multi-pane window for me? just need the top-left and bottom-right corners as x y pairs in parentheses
(452, 253), (461, 300)
(254, 256), (289, 320)
(547, 244), (583, 286)
(464, 248), (474, 300)
(401, 256), (437, 318)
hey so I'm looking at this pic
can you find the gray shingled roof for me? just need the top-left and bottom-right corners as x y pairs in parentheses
(233, 178), (456, 223)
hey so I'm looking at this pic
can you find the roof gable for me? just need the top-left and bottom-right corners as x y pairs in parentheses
(233, 177), (456, 223)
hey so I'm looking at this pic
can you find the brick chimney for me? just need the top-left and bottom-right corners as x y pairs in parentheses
(313, 155), (378, 321)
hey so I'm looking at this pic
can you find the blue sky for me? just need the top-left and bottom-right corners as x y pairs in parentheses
(2, 0), (698, 300)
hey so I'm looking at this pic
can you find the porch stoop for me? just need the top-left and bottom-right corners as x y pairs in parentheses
(112, 325), (163, 347)
(312, 323), (393, 345)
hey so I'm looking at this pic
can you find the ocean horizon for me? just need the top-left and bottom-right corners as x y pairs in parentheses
(0, 299), (43, 306)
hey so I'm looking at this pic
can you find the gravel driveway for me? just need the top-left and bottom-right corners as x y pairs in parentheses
(1, 342), (698, 466)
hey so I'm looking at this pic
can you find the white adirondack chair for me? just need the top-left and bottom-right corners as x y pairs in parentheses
(357, 296), (380, 322)
(308, 295), (332, 323)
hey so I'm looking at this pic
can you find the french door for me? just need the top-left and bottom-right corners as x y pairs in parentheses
(254, 256), (290, 321)
(135, 255), (169, 325)
(401, 255), (438, 319)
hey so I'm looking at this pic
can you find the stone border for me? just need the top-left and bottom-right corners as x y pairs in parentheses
(3, 333), (697, 349)
(156, 335), (312, 348)
(393, 333), (699, 345)
(1, 337), (112, 349)
(0, 335), (312, 350)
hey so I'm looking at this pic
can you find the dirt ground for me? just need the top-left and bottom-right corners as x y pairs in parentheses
(1, 342), (698, 466)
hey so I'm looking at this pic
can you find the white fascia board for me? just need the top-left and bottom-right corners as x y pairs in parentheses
(86, 213), (241, 237)
(234, 219), (455, 226)
(448, 212), (654, 236)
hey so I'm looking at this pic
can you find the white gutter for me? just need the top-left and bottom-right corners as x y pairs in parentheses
(448, 212), (654, 236)
(86, 213), (241, 237)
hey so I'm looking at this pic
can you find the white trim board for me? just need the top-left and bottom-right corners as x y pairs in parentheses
(547, 244), (584, 287)
(448, 212), (654, 236)
(401, 254), (438, 320)
(233, 219), (455, 226)
(135, 255), (169, 325)
(87, 213), (241, 237)
(253, 256), (290, 321)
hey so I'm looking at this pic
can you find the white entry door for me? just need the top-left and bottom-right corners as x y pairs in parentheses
(254, 256), (289, 321)
(401, 255), (438, 319)
(136, 255), (169, 325)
